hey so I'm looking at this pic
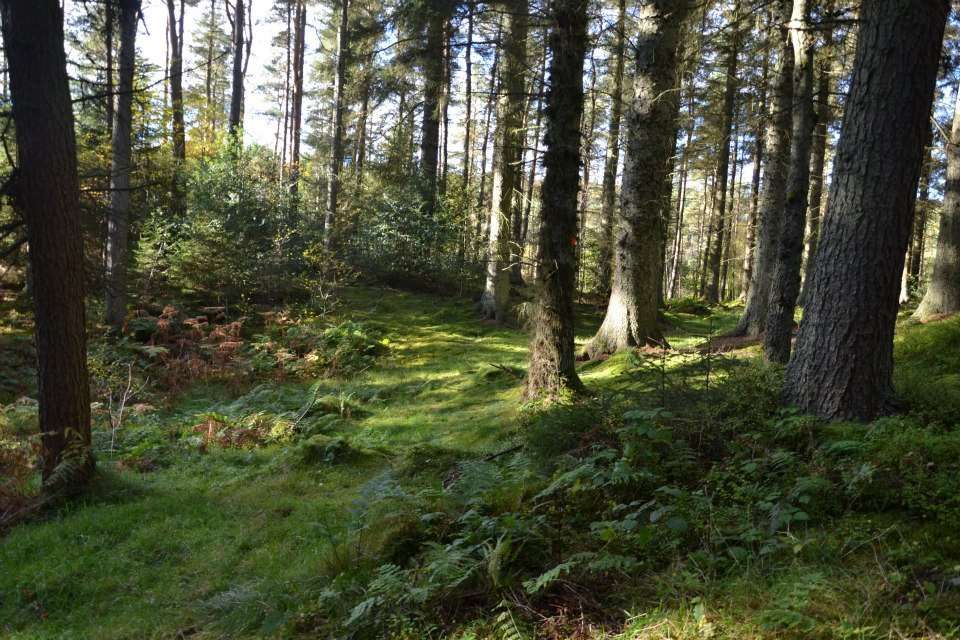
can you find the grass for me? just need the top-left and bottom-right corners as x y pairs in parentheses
(4, 287), (958, 639)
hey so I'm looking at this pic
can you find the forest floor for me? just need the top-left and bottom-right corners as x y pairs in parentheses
(2, 286), (960, 639)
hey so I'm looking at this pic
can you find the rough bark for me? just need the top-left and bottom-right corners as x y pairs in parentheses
(582, 0), (689, 359)
(228, 0), (245, 134)
(705, 6), (741, 304)
(914, 86), (960, 321)
(797, 45), (832, 307)
(105, 0), (140, 331)
(597, 0), (626, 296)
(1, 0), (94, 490)
(763, 0), (815, 363)
(480, 1), (527, 323)
(784, 0), (948, 421)
(730, 0), (793, 336)
(524, 0), (588, 400)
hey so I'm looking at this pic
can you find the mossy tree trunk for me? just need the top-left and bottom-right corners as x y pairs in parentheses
(524, 0), (588, 400)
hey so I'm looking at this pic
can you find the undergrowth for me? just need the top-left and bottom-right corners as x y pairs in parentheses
(3, 290), (960, 639)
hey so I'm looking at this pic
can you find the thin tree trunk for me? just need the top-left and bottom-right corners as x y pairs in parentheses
(228, 0), (246, 134)
(355, 59), (372, 188)
(323, 0), (348, 245)
(289, 0), (306, 198)
(475, 21), (502, 257)
(462, 6), (474, 187)
(596, 0), (626, 297)
(105, 0), (114, 137)
(914, 85), (960, 321)
(667, 123), (690, 299)
(2, 0), (94, 489)
(797, 40), (832, 307)
(522, 50), (547, 250)
(480, 1), (527, 323)
(731, 0), (793, 336)
(280, 2), (292, 174)
(420, 8), (445, 215)
(166, 0), (186, 216)
(784, 0), (948, 420)
(440, 20), (452, 196)
(577, 60), (598, 293)
(525, 0), (588, 399)
(705, 2), (741, 304)
(910, 129), (934, 283)
(583, 0), (690, 359)
(741, 34), (769, 301)
(105, 0), (139, 331)
(764, 0), (815, 363)
(720, 117), (740, 301)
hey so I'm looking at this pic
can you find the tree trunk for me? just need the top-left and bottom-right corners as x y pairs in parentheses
(105, 0), (139, 332)
(440, 20), (452, 196)
(474, 21), (502, 257)
(322, 0), (348, 245)
(105, 0), (114, 137)
(582, 0), (689, 359)
(166, 0), (186, 216)
(576, 61), (598, 293)
(2, 0), (94, 490)
(797, 41), (832, 307)
(524, 0), (588, 399)
(522, 50), (548, 253)
(784, 0), (948, 421)
(730, 0), (793, 336)
(667, 105), (691, 300)
(420, 9), (445, 215)
(914, 86), (960, 321)
(719, 118), (740, 301)
(289, 0), (307, 203)
(705, 5), (741, 304)
(596, 0), (626, 297)
(462, 6), (473, 187)
(355, 58), (372, 188)
(480, 1), (527, 323)
(763, 0), (815, 364)
(228, 0), (245, 134)
(909, 130), (934, 284)
(741, 31), (769, 302)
